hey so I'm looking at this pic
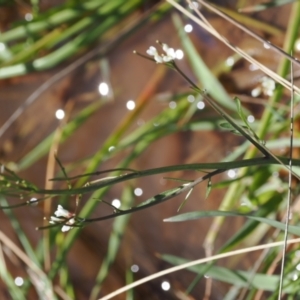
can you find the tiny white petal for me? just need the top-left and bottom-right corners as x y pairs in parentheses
(259, 77), (275, 96)
(147, 43), (178, 63)
(62, 225), (71, 232)
(265, 89), (274, 96)
(68, 218), (75, 225)
(61, 218), (75, 232)
(261, 77), (274, 87)
(251, 87), (261, 98)
(146, 46), (157, 56)
(50, 216), (63, 223)
(154, 55), (163, 63)
(166, 48), (176, 58)
(162, 43), (169, 52)
(55, 205), (70, 218)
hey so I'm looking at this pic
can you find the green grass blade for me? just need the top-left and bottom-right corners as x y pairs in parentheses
(164, 210), (300, 236)
(0, 1), (140, 78)
(160, 254), (289, 292)
(172, 13), (237, 111)
(0, 0), (107, 42)
(220, 192), (283, 252)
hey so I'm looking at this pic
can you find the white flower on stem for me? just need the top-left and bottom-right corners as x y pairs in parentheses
(261, 76), (275, 96)
(162, 43), (176, 61)
(49, 205), (75, 232)
(146, 46), (163, 63)
(61, 218), (75, 232)
(54, 205), (71, 218)
(146, 42), (178, 64)
(251, 76), (276, 98)
(146, 46), (158, 56)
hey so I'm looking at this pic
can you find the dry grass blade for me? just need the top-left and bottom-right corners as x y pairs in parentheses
(196, 0), (299, 66)
(278, 58), (295, 299)
(0, 231), (54, 298)
(166, 0), (300, 96)
(0, 231), (44, 277)
(98, 238), (300, 300)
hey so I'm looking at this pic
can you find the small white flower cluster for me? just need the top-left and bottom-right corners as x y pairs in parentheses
(146, 43), (177, 63)
(251, 76), (276, 97)
(50, 205), (75, 232)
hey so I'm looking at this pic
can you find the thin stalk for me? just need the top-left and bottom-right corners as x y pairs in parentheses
(3, 156), (300, 200)
(278, 58), (295, 299)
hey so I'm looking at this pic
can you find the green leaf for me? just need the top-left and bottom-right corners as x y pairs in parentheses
(220, 193), (282, 252)
(205, 178), (212, 199)
(172, 13), (237, 111)
(164, 210), (300, 236)
(178, 187), (194, 212)
(160, 254), (291, 292)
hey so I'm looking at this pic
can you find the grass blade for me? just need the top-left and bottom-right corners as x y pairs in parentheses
(164, 210), (300, 236)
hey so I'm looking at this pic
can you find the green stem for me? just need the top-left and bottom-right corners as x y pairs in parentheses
(3, 156), (300, 200)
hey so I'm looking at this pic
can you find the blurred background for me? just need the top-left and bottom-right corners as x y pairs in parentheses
(0, 0), (298, 299)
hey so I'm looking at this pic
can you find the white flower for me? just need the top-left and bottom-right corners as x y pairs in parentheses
(162, 43), (176, 61)
(49, 205), (75, 232)
(146, 46), (163, 63)
(146, 42), (178, 64)
(261, 76), (275, 96)
(251, 76), (276, 98)
(146, 46), (158, 56)
(251, 87), (261, 98)
(62, 218), (75, 232)
(54, 205), (71, 218)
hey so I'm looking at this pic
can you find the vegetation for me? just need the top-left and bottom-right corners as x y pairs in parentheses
(1, 0), (300, 299)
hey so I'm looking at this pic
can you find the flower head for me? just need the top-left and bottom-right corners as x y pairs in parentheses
(146, 46), (158, 56)
(251, 76), (276, 98)
(49, 205), (75, 232)
(146, 46), (163, 63)
(146, 42), (178, 64)
(162, 43), (176, 61)
(261, 76), (275, 96)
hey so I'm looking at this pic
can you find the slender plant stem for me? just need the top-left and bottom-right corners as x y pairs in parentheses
(278, 35), (298, 300)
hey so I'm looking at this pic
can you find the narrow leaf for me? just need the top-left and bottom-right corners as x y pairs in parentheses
(205, 178), (212, 199)
(160, 254), (291, 292)
(164, 210), (300, 236)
